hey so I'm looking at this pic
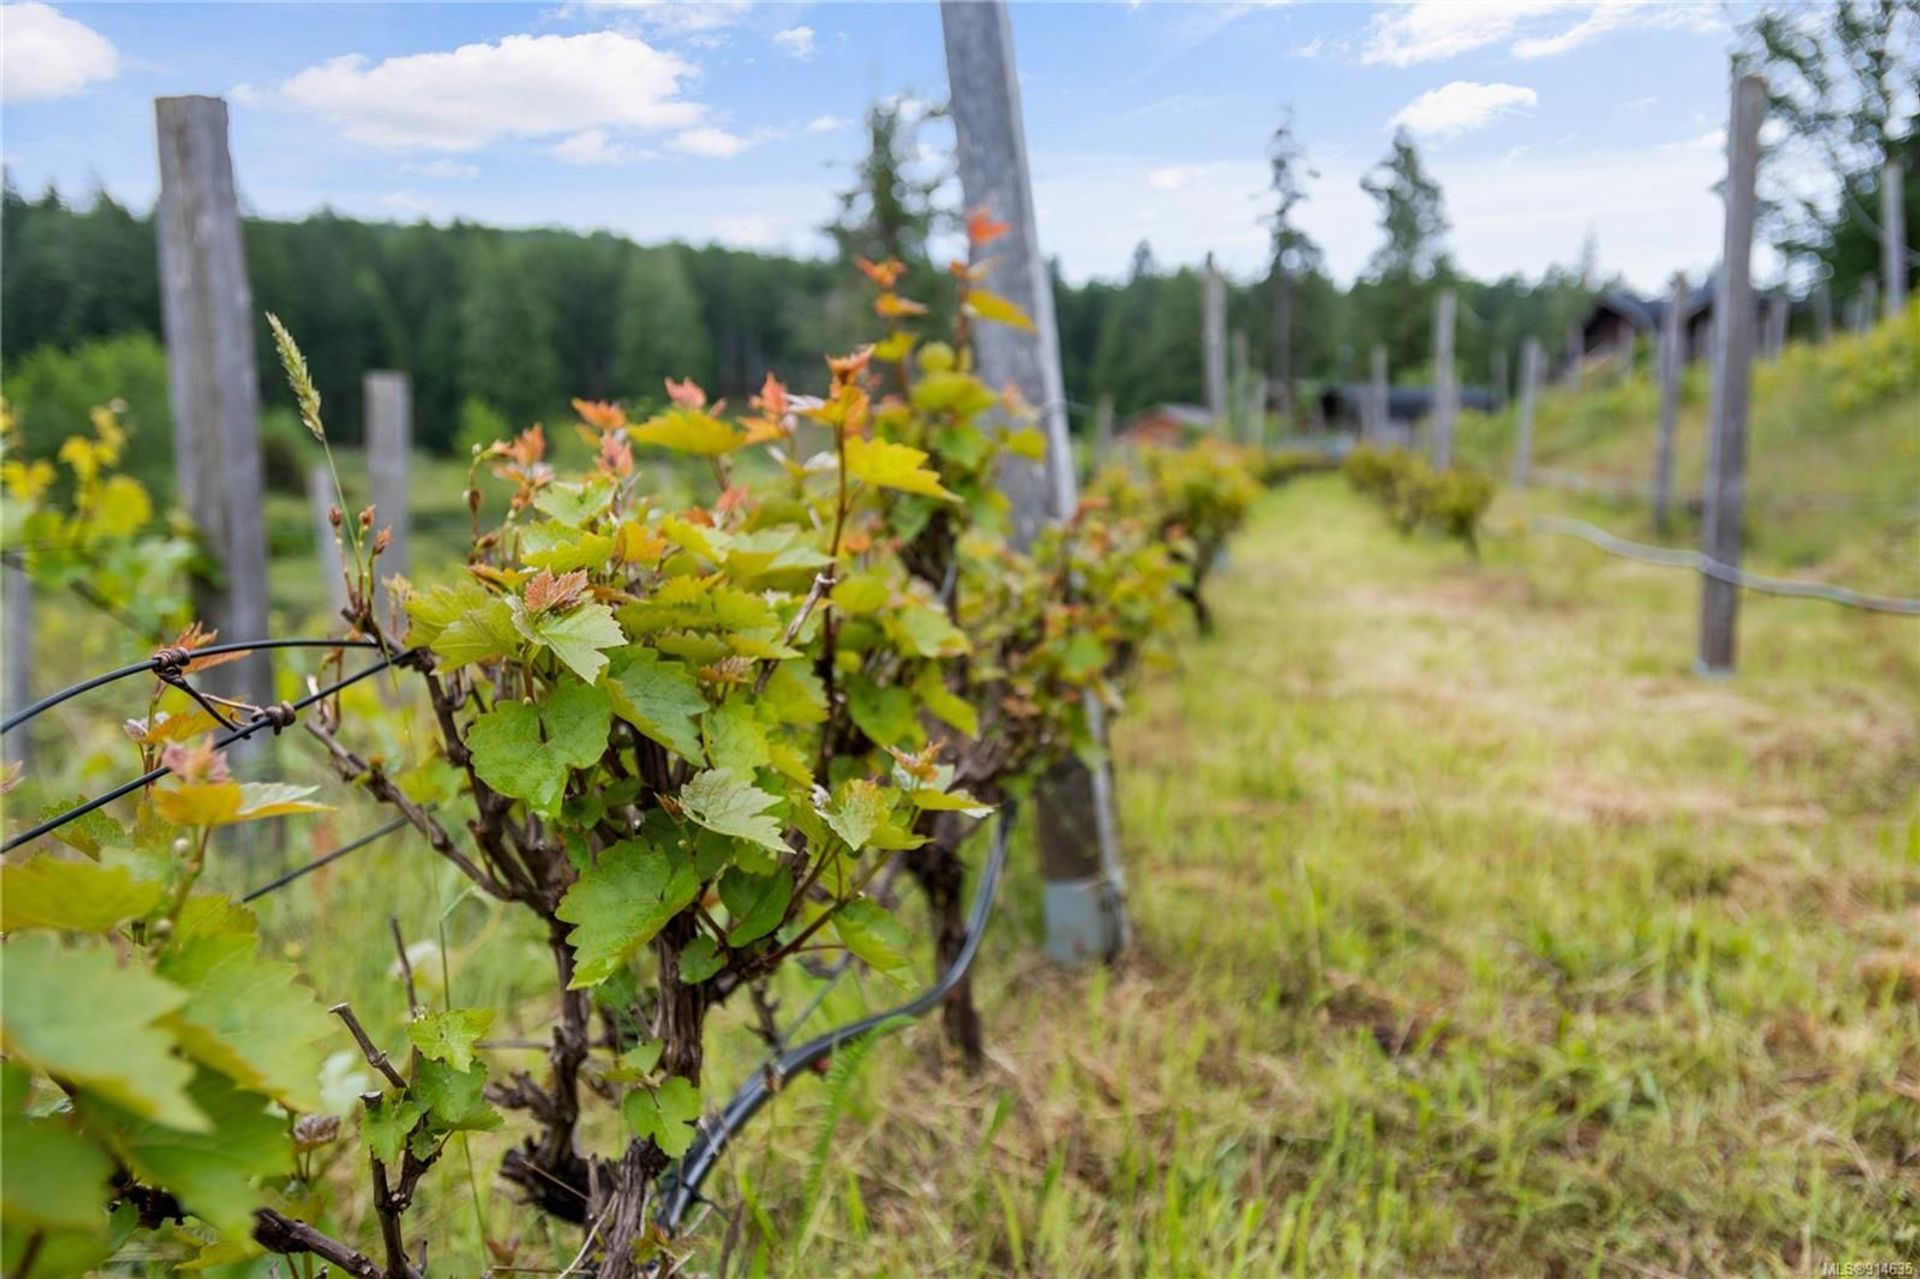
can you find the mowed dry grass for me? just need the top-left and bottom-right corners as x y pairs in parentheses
(716, 476), (1920, 1278)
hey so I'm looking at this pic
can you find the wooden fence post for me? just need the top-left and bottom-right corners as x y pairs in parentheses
(1368, 344), (1388, 444)
(1885, 158), (1908, 318)
(364, 370), (411, 618)
(1653, 272), (1687, 536)
(1562, 323), (1581, 388)
(1698, 74), (1765, 676)
(1229, 329), (1249, 442)
(1859, 279), (1879, 331)
(2, 565), (31, 773)
(1814, 279), (1834, 343)
(1432, 289), (1457, 469)
(1510, 337), (1540, 487)
(1764, 294), (1788, 360)
(155, 95), (273, 710)
(942, 0), (1127, 964)
(307, 465), (348, 621)
(1204, 253), (1228, 427)
(1092, 393), (1114, 470)
(1490, 346), (1509, 414)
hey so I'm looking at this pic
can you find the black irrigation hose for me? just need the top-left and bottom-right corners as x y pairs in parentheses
(1, 651), (407, 855)
(241, 814), (416, 903)
(655, 806), (1014, 1234)
(1, 638), (387, 736)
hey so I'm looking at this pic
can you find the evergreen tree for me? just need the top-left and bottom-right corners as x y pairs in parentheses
(613, 247), (710, 401)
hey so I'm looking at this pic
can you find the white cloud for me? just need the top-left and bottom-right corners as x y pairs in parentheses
(1389, 82), (1538, 139)
(380, 190), (431, 216)
(1294, 36), (1326, 58)
(667, 125), (752, 158)
(1363, 1), (1721, 68)
(772, 25), (815, 59)
(2, 2), (118, 103)
(549, 128), (651, 166)
(805, 114), (849, 133)
(280, 31), (701, 151)
(563, 0), (752, 45)
(404, 158), (480, 179)
(1147, 164), (1206, 191)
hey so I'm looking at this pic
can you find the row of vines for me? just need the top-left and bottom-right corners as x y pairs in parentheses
(0, 218), (1304, 1277)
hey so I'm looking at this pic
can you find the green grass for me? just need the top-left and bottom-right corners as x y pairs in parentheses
(707, 477), (1919, 1277)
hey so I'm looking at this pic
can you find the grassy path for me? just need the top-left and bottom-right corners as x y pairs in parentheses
(771, 476), (1919, 1277)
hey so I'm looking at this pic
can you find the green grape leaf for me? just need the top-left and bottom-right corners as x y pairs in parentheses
(412, 1059), (501, 1135)
(964, 287), (1036, 332)
(0, 933), (204, 1131)
(360, 1097), (425, 1166)
(704, 699), (770, 775)
(632, 409), (745, 456)
(760, 663), (827, 726)
(156, 897), (336, 1113)
(406, 1008), (496, 1074)
(98, 1069), (293, 1239)
(556, 842), (700, 989)
(511, 598), (624, 684)
(890, 604), (969, 658)
(532, 478), (616, 527)
(521, 524), (615, 572)
(607, 648), (707, 761)
(678, 769), (787, 857)
(0, 857), (165, 932)
(36, 801), (125, 858)
(847, 678), (919, 748)
(914, 668), (980, 738)
(843, 436), (957, 501)
(719, 868), (792, 946)
(411, 583), (520, 669)
(2, 1063), (113, 1232)
(830, 573), (891, 615)
(677, 936), (724, 985)
(467, 681), (609, 816)
(621, 1076), (702, 1157)
(831, 898), (913, 970)
(821, 780), (888, 850)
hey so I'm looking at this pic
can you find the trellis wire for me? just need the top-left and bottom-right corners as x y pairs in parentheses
(1, 638), (386, 736)
(241, 814), (414, 903)
(2, 649), (407, 855)
(655, 807), (1013, 1234)
(1529, 466), (1920, 517)
(1530, 515), (1920, 616)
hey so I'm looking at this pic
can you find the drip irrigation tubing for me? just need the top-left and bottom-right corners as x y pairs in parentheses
(655, 806), (1013, 1234)
(2, 649), (410, 855)
(1529, 515), (1920, 616)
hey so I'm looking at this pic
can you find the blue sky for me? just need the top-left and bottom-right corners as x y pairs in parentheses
(4, 1), (1755, 291)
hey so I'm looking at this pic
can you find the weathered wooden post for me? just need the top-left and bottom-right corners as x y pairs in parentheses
(1562, 323), (1582, 388)
(1509, 337), (1540, 487)
(1885, 158), (1908, 318)
(307, 465), (348, 620)
(1653, 272), (1687, 536)
(1698, 74), (1765, 676)
(1432, 289), (1458, 468)
(1244, 369), (1267, 448)
(1859, 279), (1879, 331)
(1763, 294), (1788, 360)
(364, 370), (411, 617)
(1092, 393), (1114, 470)
(1490, 346), (1509, 414)
(1203, 253), (1228, 427)
(1368, 344), (1388, 444)
(1814, 279), (1834, 343)
(2, 565), (31, 772)
(155, 95), (273, 710)
(1229, 329), (1249, 442)
(1617, 325), (1636, 382)
(943, 0), (1127, 963)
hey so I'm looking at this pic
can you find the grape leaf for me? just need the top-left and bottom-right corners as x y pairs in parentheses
(0, 857), (164, 932)
(829, 573), (891, 615)
(847, 678), (919, 748)
(361, 1096), (424, 1166)
(467, 681), (610, 816)
(97, 1068), (292, 1239)
(821, 780), (887, 850)
(607, 648), (707, 761)
(719, 868), (792, 945)
(843, 436), (957, 501)
(914, 668), (980, 738)
(515, 600), (624, 684)
(704, 699), (770, 774)
(1, 1064), (113, 1232)
(155, 897), (336, 1113)
(0, 933), (204, 1131)
(678, 769), (787, 856)
(555, 842), (700, 988)
(890, 604), (969, 658)
(632, 409), (744, 456)
(621, 1076), (701, 1157)
(412, 1059), (501, 1135)
(964, 288), (1036, 332)
(677, 936), (724, 984)
(532, 478), (616, 527)
(406, 1008), (496, 1074)
(831, 898), (913, 970)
